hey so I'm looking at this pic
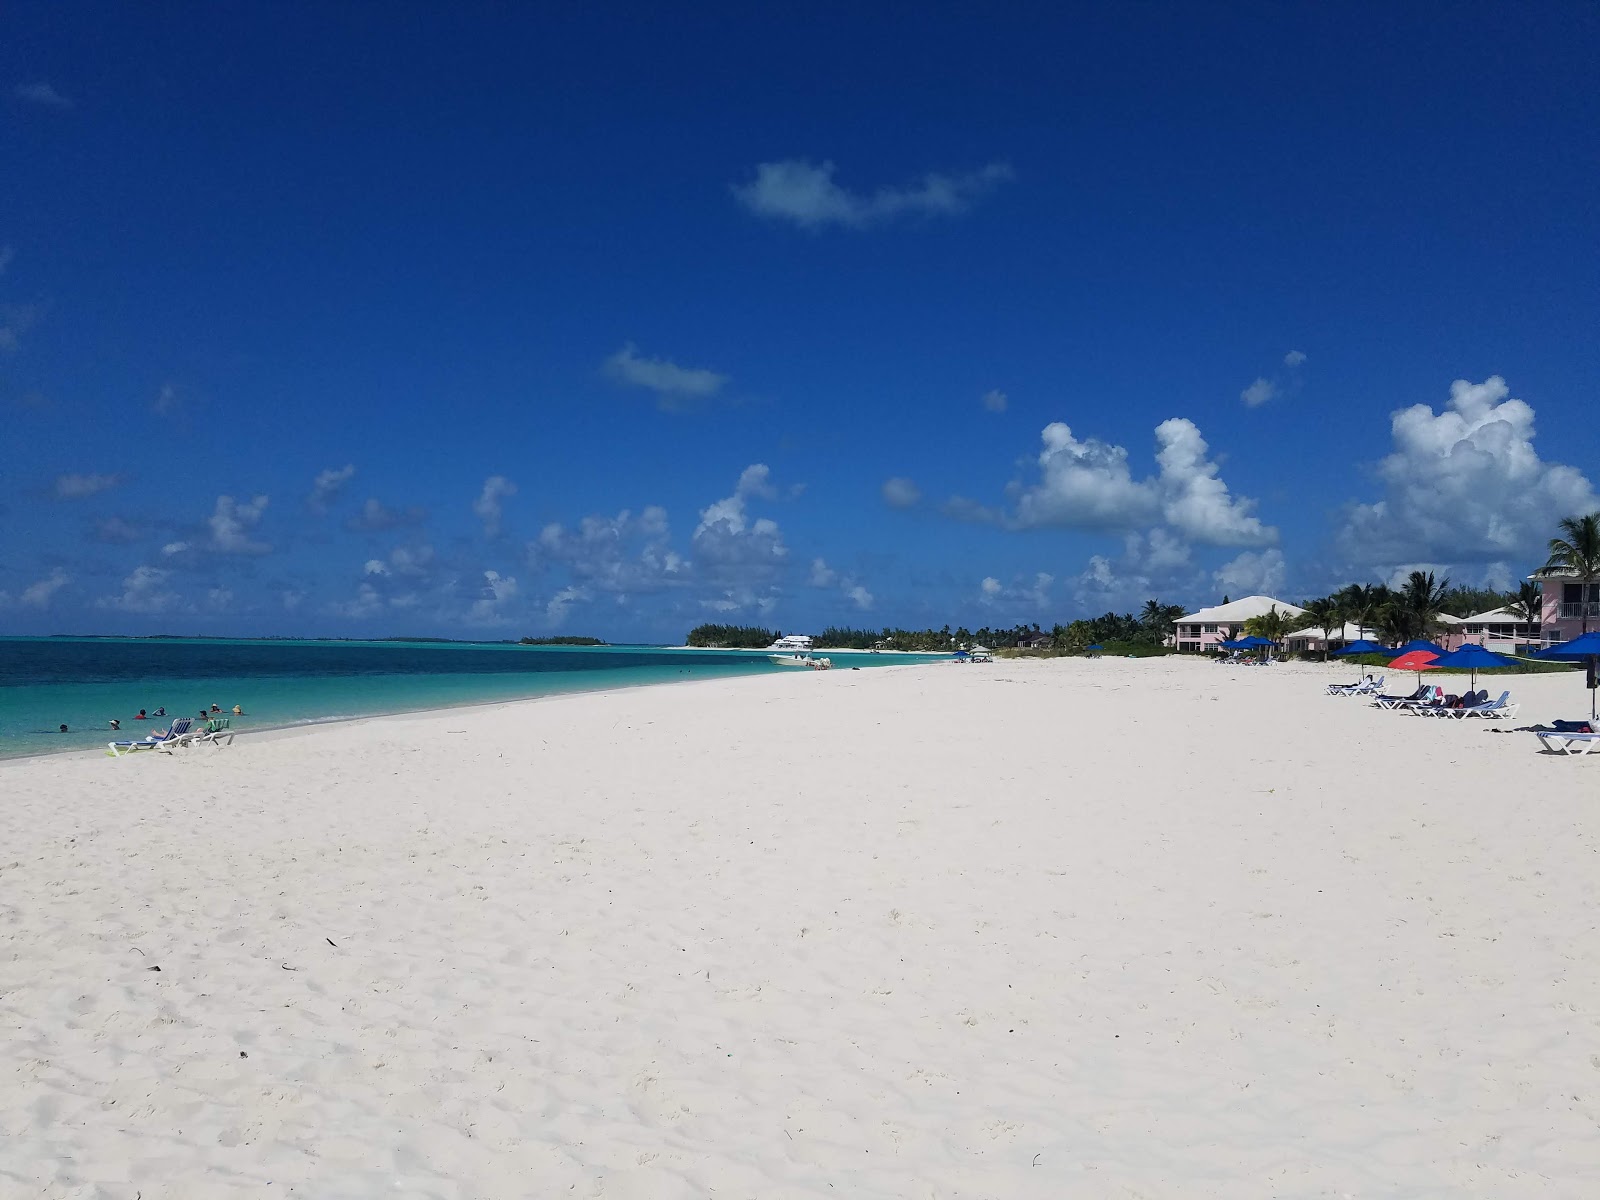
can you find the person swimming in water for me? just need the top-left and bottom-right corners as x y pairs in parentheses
(232, 704), (243, 715)
(156, 707), (166, 717)
(136, 709), (147, 720)
(110, 718), (120, 731)
(59, 724), (68, 733)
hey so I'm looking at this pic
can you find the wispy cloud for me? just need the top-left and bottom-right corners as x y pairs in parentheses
(1240, 377), (1277, 408)
(981, 388), (1008, 413)
(307, 464), (356, 513)
(733, 159), (1014, 230)
(208, 494), (271, 555)
(1284, 350), (1307, 367)
(882, 477), (922, 509)
(151, 383), (181, 415)
(603, 343), (727, 410)
(346, 497), (427, 533)
(14, 82), (72, 109)
(54, 472), (124, 499)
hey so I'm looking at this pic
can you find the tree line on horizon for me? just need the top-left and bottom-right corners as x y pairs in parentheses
(679, 514), (1600, 656)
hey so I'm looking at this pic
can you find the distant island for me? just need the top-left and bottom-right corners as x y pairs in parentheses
(518, 636), (608, 646)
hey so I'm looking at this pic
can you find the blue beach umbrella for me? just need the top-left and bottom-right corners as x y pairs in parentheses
(1334, 639), (1392, 657)
(1429, 643), (1519, 692)
(1393, 638), (1447, 658)
(1535, 631), (1600, 719)
(1234, 635), (1274, 648)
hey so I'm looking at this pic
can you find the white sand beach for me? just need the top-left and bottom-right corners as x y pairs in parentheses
(4, 657), (1600, 1198)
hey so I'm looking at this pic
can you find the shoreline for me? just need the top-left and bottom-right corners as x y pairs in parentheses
(0, 655), (938, 767)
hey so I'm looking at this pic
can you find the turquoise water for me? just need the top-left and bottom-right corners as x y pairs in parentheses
(0, 637), (941, 760)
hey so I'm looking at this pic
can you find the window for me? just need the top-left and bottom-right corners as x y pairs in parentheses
(1202, 624), (1217, 633)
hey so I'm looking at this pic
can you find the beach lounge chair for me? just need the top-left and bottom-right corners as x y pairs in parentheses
(1328, 675), (1383, 697)
(194, 716), (236, 746)
(1422, 690), (1515, 719)
(1372, 684), (1431, 710)
(1392, 685), (1446, 712)
(107, 717), (194, 756)
(1534, 730), (1600, 755)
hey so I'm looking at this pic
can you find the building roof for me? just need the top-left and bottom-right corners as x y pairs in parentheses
(1179, 595), (1307, 625)
(1456, 606), (1530, 625)
(1284, 620), (1366, 643)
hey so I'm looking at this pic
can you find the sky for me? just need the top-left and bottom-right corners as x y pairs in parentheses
(2, 3), (1598, 640)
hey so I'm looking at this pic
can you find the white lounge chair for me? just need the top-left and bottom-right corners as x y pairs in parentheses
(1535, 731), (1600, 755)
(1372, 684), (1431, 710)
(1424, 690), (1518, 720)
(108, 717), (194, 756)
(1329, 674), (1383, 697)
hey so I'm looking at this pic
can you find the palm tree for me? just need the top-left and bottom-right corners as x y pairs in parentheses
(1338, 583), (1389, 641)
(1544, 512), (1600, 634)
(1399, 570), (1451, 638)
(1295, 596), (1343, 660)
(1244, 605), (1292, 644)
(1503, 579), (1543, 648)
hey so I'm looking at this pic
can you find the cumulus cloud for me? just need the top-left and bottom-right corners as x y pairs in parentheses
(534, 508), (685, 597)
(98, 565), (181, 614)
(363, 559), (389, 576)
(1213, 548), (1287, 597)
(882, 476), (922, 509)
(1001, 418), (1274, 547)
(978, 572), (1054, 610)
(468, 570), (519, 625)
(733, 159), (1014, 230)
(981, 389), (1008, 413)
(808, 558), (838, 588)
(1338, 376), (1595, 571)
(346, 497), (427, 533)
(208, 494), (270, 554)
(307, 464), (355, 513)
(845, 584), (874, 611)
(14, 82), (72, 109)
(544, 585), (589, 624)
(693, 464), (788, 582)
(333, 582), (385, 619)
(54, 472), (123, 499)
(1284, 350), (1307, 368)
(1241, 377), (1277, 408)
(603, 343), (727, 410)
(473, 475), (518, 536)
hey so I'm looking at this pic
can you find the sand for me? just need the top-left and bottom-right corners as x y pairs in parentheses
(3, 656), (1600, 1198)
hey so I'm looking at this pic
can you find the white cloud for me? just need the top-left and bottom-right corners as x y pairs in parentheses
(208, 494), (270, 554)
(808, 558), (838, 588)
(98, 565), (181, 614)
(978, 572), (1053, 610)
(694, 465), (788, 586)
(603, 343), (727, 410)
(7, 568), (69, 609)
(333, 582), (384, 619)
(92, 516), (143, 545)
(14, 82), (72, 109)
(733, 159), (1014, 230)
(882, 476), (921, 509)
(387, 544), (435, 577)
(151, 383), (180, 415)
(1004, 418), (1274, 547)
(1212, 548), (1287, 597)
(363, 559), (389, 576)
(545, 585), (589, 624)
(308, 464), (355, 512)
(1338, 376), (1597, 569)
(981, 388), (1009, 413)
(845, 584), (874, 611)
(1284, 350), (1307, 368)
(468, 570), (519, 624)
(206, 587), (234, 611)
(346, 496), (426, 532)
(54, 472), (123, 499)
(1241, 377), (1277, 408)
(473, 475), (518, 536)
(161, 541), (189, 557)
(534, 508), (685, 596)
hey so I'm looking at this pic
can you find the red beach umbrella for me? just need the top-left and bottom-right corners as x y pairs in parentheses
(1388, 649), (1439, 689)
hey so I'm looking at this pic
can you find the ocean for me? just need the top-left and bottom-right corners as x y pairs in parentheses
(0, 637), (942, 760)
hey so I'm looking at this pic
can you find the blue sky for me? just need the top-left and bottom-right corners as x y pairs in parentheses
(3, 4), (1598, 639)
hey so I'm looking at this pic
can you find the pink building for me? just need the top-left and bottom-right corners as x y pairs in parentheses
(1537, 571), (1600, 646)
(1174, 595), (1306, 654)
(1437, 608), (1542, 653)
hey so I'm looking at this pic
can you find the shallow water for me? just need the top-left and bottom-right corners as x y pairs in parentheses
(0, 638), (937, 759)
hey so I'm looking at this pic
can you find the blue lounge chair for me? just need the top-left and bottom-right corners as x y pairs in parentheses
(108, 716), (194, 756)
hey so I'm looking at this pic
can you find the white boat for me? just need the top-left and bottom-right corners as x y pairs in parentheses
(766, 634), (814, 652)
(766, 635), (831, 668)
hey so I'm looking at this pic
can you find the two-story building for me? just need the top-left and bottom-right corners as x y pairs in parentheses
(1536, 570), (1600, 646)
(1174, 595), (1307, 654)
